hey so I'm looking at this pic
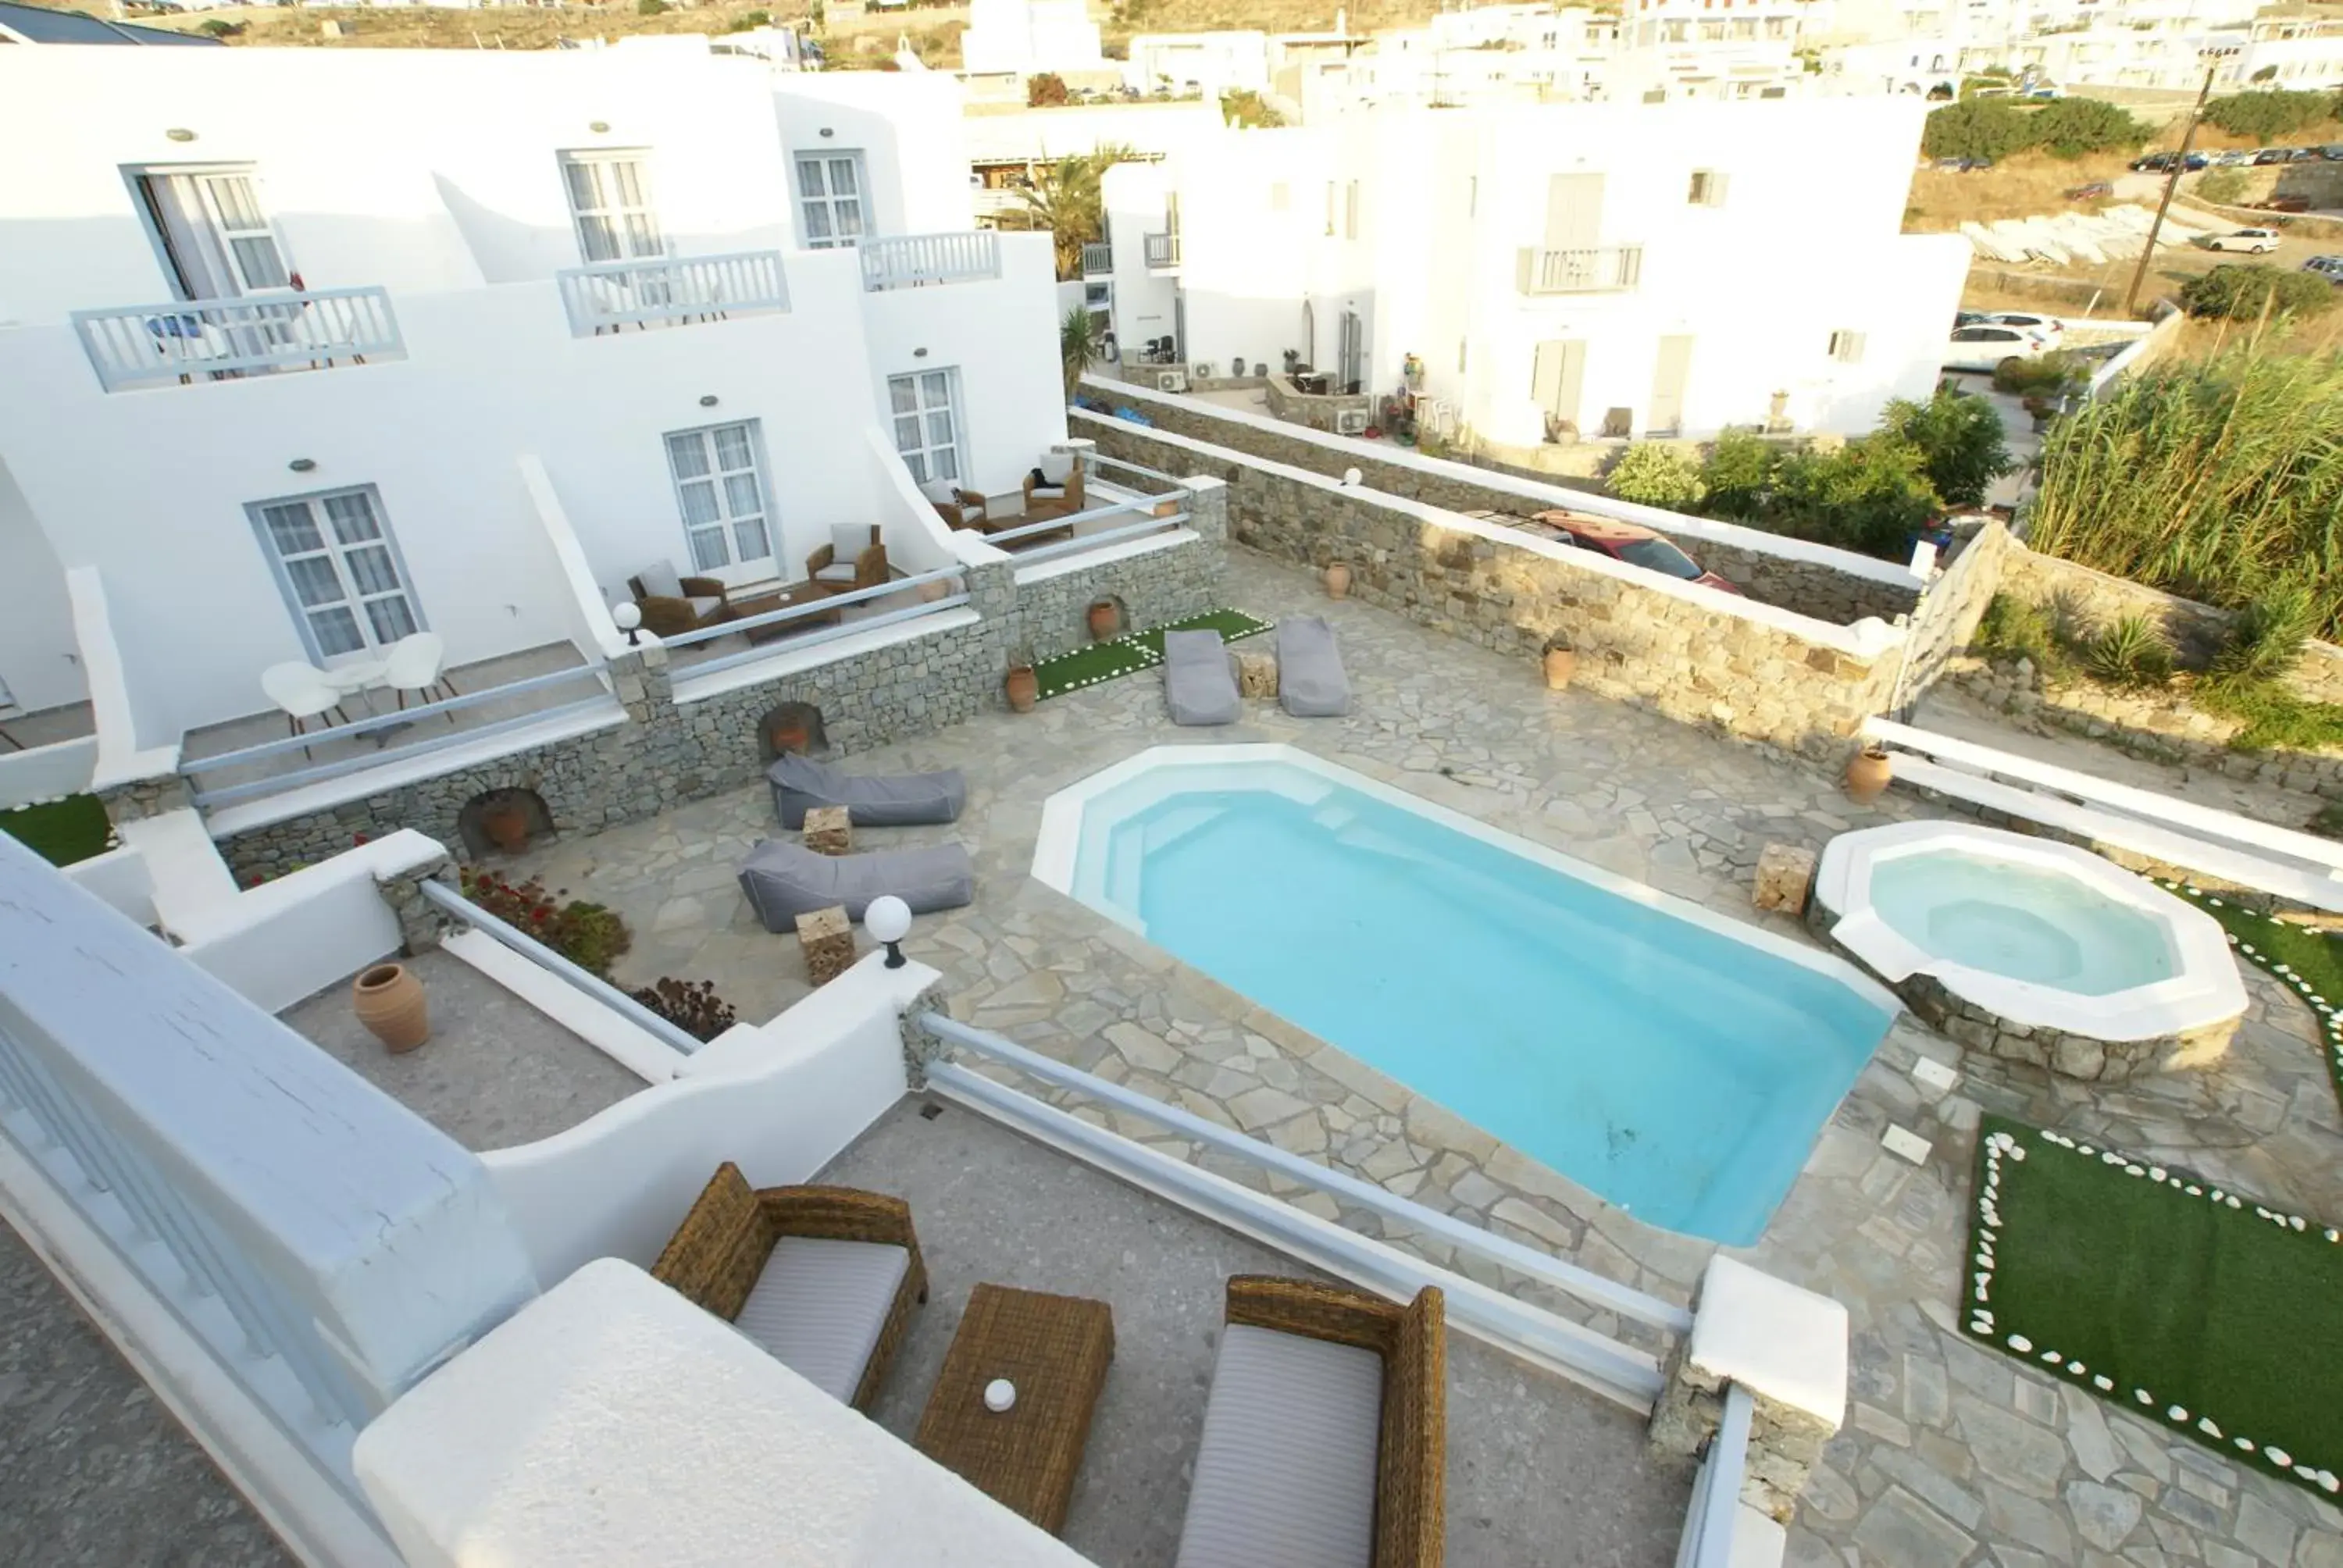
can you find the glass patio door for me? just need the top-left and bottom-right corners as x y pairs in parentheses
(251, 489), (421, 665)
(664, 423), (778, 584)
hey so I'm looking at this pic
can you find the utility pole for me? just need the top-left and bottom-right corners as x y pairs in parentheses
(2123, 49), (2234, 317)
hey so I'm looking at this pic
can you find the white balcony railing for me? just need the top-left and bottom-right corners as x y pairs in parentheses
(556, 250), (789, 336)
(859, 230), (1004, 292)
(1144, 232), (1182, 269)
(1080, 241), (1114, 276)
(70, 287), (402, 394)
(1516, 244), (1644, 294)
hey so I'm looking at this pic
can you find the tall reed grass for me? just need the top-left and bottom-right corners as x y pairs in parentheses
(2027, 347), (2343, 640)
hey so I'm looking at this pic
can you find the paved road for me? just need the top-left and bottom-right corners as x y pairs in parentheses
(0, 1217), (290, 1568)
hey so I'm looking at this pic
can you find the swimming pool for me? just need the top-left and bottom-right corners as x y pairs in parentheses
(1034, 747), (1898, 1245)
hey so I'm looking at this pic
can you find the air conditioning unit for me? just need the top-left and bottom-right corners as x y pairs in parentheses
(1156, 370), (1189, 393)
(1335, 408), (1370, 436)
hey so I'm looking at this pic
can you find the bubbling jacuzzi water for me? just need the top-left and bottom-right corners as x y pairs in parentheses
(1865, 852), (2177, 996)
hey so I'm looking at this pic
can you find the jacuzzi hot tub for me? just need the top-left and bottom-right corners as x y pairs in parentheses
(1809, 821), (2248, 1081)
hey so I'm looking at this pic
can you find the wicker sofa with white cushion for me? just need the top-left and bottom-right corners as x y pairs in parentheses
(1174, 1277), (1446, 1568)
(650, 1162), (927, 1411)
(627, 561), (733, 639)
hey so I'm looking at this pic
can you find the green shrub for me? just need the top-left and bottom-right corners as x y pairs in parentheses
(1973, 593), (2064, 670)
(1604, 443), (1706, 509)
(636, 0), (665, 12)
(2083, 613), (2176, 688)
(1922, 98), (2038, 162)
(1026, 71), (1069, 107)
(2180, 265), (2338, 322)
(2209, 584), (2316, 688)
(2195, 676), (2343, 752)
(1879, 386), (2013, 508)
(2025, 97), (2150, 158)
(459, 868), (633, 978)
(1766, 436), (1938, 558)
(2196, 166), (2252, 206)
(1992, 351), (2084, 397)
(2202, 88), (2334, 144)
(1697, 430), (1778, 518)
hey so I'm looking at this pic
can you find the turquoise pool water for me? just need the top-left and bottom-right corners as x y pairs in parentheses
(1060, 757), (1896, 1245)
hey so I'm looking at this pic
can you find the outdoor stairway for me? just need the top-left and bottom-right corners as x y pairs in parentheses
(1863, 718), (2343, 915)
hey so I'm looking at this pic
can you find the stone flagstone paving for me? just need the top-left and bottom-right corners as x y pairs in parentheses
(514, 551), (2343, 1566)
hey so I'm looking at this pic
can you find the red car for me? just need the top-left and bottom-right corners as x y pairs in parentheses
(1529, 510), (1744, 594)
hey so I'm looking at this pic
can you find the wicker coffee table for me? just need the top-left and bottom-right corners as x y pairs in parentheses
(913, 1283), (1114, 1534)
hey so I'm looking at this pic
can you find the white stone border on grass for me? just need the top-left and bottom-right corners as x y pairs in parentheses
(2156, 879), (2343, 1086)
(1964, 1125), (2341, 1499)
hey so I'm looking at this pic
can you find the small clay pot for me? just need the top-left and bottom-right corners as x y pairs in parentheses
(1086, 600), (1120, 641)
(352, 963), (430, 1054)
(1845, 744), (1893, 806)
(1324, 562), (1353, 600)
(769, 721), (810, 756)
(1005, 666), (1039, 714)
(1542, 647), (1577, 691)
(480, 801), (530, 853)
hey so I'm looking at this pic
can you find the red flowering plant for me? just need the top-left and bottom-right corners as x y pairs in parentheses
(458, 867), (632, 978)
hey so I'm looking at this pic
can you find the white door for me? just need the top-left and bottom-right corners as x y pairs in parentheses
(135, 168), (291, 301)
(562, 154), (665, 264)
(1649, 335), (1696, 435)
(1531, 339), (1589, 436)
(797, 153), (871, 249)
(252, 490), (422, 666)
(889, 370), (964, 486)
(1542, 173), (1605, 252)
(664, 423), (778, 585)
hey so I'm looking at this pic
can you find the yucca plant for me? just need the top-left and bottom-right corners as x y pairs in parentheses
(2083, 613), (2175, 689)
(2209, 583), (2316, 689)
(2027, 348), (2343, 642)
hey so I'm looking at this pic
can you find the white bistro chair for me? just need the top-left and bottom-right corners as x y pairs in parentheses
(260, 662), (350, 757)
(383, 633), (456, 713)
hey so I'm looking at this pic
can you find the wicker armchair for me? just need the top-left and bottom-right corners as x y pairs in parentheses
(807, 526), (890, 597)
(627, 568), (733, 640)
(650, 1162), (928, 1411)
(926, 484), (990, 531)
(1022, 460), (1086, 522)
(1174, 1277), (1445, 1568)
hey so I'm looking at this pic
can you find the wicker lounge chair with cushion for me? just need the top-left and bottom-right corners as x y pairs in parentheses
(1277, 616), (1351, 718)
(737, 838), (975, 931)
(922, 478), (990, 531)
(627, 562), (733, 640)
(808, 525), (889, 596)
(1022, 452), (1086, 522)
(1164, 629), (1242, 727)
(651, 1162), (927, 1410)
(1174, 1278), (1445, 1568)
(767, 754), (967, 829)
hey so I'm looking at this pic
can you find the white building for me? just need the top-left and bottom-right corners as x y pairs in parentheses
(1098, 98), (1970, 446)
(1125, 30), (1275, 97)
(0, 42), (1068, 747)
(959, 0), (1111, 78)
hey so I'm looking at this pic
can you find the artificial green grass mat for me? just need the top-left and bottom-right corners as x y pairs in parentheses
(1962, 1116), (2343, 1502)
(0, 793), (112, 868)
(1032, 608), (1273, 700)
(2158, 878), (2343, 1116)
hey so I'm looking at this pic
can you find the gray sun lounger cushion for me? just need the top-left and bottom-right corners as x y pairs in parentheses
(733, 1237), (911, 1404)
(1275, 616), (1350, 718)
(1164, 629), (1242, 727)
(737, 839), (975, 931)
(1173, 1324), (1385, 1568)
(767, 754), (967, 829)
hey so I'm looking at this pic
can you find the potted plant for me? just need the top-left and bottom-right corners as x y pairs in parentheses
(1004, 643), (1039, 713)
(351, 962), (430, 1053)
(480, 793), (530, 853)
(1541, 633), (1577, 691)
(2021, 394), (2054, 431)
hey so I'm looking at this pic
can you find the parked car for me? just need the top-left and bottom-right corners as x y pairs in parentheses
(2066, 180), (2113, 200)
(1531, 511), (1744, 595)
(2131, 151), (2208, 173)
(2305, 255), (2343, 284)
(2323, 144), (2343, 162)
(1930, 156), (1995, 172)
(2200, 226), (2282, 253)
(1985, 312), (2063, 340)
(2254, 196), (2312, 214)
(2210, 150), (2259, 167)
(1945, 323), (2049, 372)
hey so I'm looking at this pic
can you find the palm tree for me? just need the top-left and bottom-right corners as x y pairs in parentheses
(1004, 145), (1137, 281)
(1060, 306), (1096, 401)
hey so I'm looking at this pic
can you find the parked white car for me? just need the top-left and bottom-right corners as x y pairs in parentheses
(2201, 227), (2281, 254)
(1945, 323), (2049, 373)
(1985, 311), (2063, 340)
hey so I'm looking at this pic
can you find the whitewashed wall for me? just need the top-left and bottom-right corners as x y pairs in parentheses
(770, 72), (975, 241)
(0, 462), (84, 716)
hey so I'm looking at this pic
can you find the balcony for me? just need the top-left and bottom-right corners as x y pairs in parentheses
(1516, 244), (1644, 294)
(555, 250), (789, 337)
(1144, 231), (1182, 269)
(1080, 240), (1114, 276)
(858, 230), (1003, 292)
(70, 287), (402, 394)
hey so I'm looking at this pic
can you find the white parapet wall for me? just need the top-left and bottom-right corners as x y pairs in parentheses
(353, 1256), (1092, 1568)
(0, 732), (96, 811)
(480, 954), (937, 1289)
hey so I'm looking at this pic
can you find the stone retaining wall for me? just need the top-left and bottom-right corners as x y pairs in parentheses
(1081, 414), (1903, 758)
(205, 491), (1230, 882)
(1893, 519), (2016, 713)
(1079, 385), (1920, 627)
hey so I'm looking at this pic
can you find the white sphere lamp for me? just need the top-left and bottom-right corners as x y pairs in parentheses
(612, 600), (644, 646)
(866, 895), (913, 968)
(1342, 466), (1363, 487)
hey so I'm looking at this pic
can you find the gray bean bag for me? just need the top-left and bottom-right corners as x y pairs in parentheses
(767, 754), (966, 829)
(737, 839), (975, 932)
(1164, 629), (1241, 727)
(1276, 616), (1350, 718)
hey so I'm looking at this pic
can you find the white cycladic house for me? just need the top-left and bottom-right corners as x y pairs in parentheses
(1097, 99), (1970, 448)
(0, 41), (1067, 747)
(959, 0), (1111, 79)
